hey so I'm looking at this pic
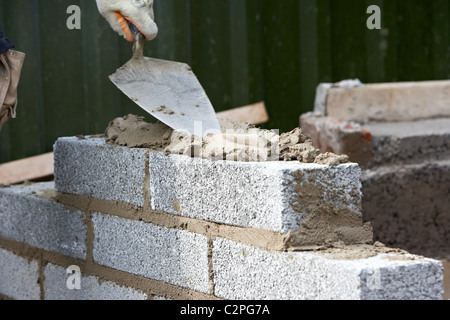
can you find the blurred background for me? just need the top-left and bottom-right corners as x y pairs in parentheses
(0, 0), (449, 163)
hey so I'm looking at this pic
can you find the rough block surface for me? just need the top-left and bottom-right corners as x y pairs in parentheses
(150, 151), (371, 246)
(44, 263), (148, 300)
(54, 137), (148, 207)
(326, 80), (450, 122)
(0, 182), (87, 259)
(92, 212), (210, 294)
(213, 238), (444, 300)
(0, 248), (41, 300)
(362, 118), (450, 168)
(362, 161), (450, 259)
(301, 114), (450, 169)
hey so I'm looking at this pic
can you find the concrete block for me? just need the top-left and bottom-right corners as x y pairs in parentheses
(361, 118), (450, 168)
(314, 83), (333, 115)
(301, 113), (450, 169)
(54, 137), (148, 207)
(362, 160), (450, 259)
(300, 113), (373, 167)
(43, 263), (148, 300)
(0, 248), (41, 300)
(212, 238), (444, 300)
(92, 212), (210, 294)
(149, 151), (372, 247)
(325, 80), (450, 123)
(0, 182), (87, 259)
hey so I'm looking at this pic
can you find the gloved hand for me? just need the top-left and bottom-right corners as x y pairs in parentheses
(96, 0), (158, 42)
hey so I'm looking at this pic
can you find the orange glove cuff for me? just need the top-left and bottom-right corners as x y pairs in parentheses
(114, 11), (145, 42)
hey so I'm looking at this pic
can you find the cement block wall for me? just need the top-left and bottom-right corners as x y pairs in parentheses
(300, 79), (450, 299)
(0, 137), (444, 300)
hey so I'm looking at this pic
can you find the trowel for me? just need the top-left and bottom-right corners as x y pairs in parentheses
(110, 28), (222, 137)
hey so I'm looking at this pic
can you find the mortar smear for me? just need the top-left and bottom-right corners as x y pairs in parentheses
(105, 114), (350, 164)
(105, 114), (173, 149)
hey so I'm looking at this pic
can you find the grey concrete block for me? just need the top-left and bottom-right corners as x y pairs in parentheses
(362, 160), (450, 259)
(212, 238), (444, 300)
(314, 83), (332, 116)
(54, 137), (148, 207)
(150, 152), (369, 246)
(301, 114), (450, 169)
(314, 80), (363, 116)
(43, 263), (148, 300)
(362, 118), (450, 168)
(0, 248), (41, 300)
(0, 182), (87, 259)
(325, 80), (450, 123)
(92, 212), (210, 294)
(300, 113), (374, 168)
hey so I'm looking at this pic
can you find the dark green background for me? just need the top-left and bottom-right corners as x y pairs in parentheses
(0, 0), (449, 163)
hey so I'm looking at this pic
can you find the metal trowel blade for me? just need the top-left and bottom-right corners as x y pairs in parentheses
(110, 47), (221, 137)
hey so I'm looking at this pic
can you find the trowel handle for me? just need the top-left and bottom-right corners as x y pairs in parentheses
(130, 23), (145, 60)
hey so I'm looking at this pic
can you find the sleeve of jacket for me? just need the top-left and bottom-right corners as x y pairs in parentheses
(0, 25), (14, 54)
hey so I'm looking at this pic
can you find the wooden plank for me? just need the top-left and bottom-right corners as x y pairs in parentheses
(0, 152), (54, 185)
(216, 102), (269, 125)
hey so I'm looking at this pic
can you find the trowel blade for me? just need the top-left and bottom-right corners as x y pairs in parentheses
(110, 57), (222, 137)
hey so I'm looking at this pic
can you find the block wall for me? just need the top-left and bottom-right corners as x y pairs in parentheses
(0, 137), (444, 300)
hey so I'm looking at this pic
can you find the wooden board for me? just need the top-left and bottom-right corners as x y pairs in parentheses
(0, 152), (54, 185)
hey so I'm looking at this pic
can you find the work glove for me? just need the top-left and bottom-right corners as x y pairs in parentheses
(0, 50), (25, 131)
(96, 0), (158, 42)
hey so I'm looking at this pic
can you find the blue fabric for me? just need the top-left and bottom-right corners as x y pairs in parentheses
(0, 25), (14, 54)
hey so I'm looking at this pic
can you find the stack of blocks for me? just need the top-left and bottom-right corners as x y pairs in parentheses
(0, 133), (444, 300)
(301, 79), (450, 298)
